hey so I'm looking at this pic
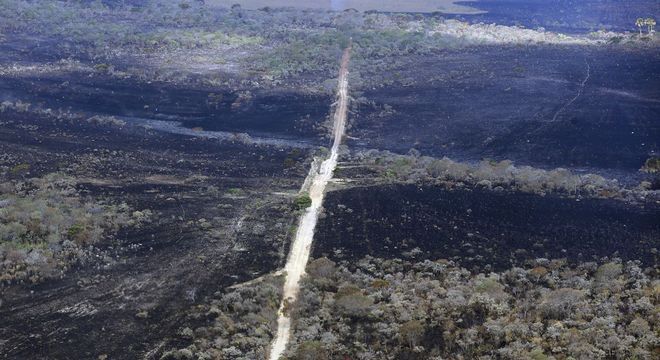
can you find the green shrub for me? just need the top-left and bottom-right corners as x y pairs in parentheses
(66, 223), (85, 237)
(283, 157), (297, 168)
(334, 291), (373, 318)
(10, 163), (30, 175)
(294, 193), (312, 210)
(641, 157), (659, 173)
(307, 257), (336, 279)
(226, 188), (243, 196)
(93, 63), (110, 72)
(371, 278), (390, 288)
(66, 223), (91, 245)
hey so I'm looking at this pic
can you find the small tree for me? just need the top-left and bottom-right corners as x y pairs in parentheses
(307, 257), (337, 290)
(539, 288), (585, 320)
(646, 18), (656, 34)
(636, 18), (645, 34)
(400, 320), (425, 348)
(636, 18), (656, 35)
(334, 284), (373, 318)
(294, 193), (312, 210)
(307, 257), (336, 279)
(294, 341), (328, 360)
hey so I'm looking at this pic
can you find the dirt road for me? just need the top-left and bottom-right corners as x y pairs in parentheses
(268, 43), (352, 359)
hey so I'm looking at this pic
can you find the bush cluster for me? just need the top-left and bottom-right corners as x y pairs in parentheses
(159, 275), (284, 360)
(351, 150), (658, 202)
(286, 256), (658, 359)
(0, 173), (145, 285)
(294, 193), (313, 210)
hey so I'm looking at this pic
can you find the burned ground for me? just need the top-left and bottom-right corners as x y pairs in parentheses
(0, 105), (310, 358)
(348, 45), (660, 172)
(0, 76), (331, 143)
(314, 184), (659, 272)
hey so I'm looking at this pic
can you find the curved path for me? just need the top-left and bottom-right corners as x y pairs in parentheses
(268, 43), (352, 360)
(551, 57), (591, 122)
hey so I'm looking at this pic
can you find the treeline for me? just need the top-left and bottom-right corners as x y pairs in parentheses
(344, 150), (658, 203)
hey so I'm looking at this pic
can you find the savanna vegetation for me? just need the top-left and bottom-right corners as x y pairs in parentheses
(2, 1), (654, 93)
(284, 256), (658, 359)
(159, 275), (284, 360)
(157, 254), (659, 360)
(0, 173), (149, 285)
(341, 150), (659, 203)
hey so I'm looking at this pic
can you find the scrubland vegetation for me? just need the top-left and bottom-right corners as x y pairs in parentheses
(158, 254), (659, 360)
(0, 1), (346, 85)
(1, 99), (128, 128)
(0, 173), (148, 285)
(2, 1), (654, 91)
(346, 150), (659, 203)
(284, 256), (658, 359)
(341, 12), (658, 77)
(159, 275), (283, 360)
(0, 1), (262, 51)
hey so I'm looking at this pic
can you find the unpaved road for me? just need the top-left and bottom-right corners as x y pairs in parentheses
(268, 43), (352, 359)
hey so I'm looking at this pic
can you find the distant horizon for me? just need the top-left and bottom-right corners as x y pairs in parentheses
(206, 0), (487, 14)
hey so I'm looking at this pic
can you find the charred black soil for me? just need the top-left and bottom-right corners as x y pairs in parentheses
(349, 45), (659, 172)
(314, 184), (659, 272)
(0, 108), (308, 359)
(0, 75), (331, 141)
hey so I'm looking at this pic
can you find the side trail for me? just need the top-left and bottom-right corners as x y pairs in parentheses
(268, 43), (352, 359)
(551, 57), (591, 122)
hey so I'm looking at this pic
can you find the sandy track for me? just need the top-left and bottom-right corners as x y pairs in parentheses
(268, 43), (352, 360)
